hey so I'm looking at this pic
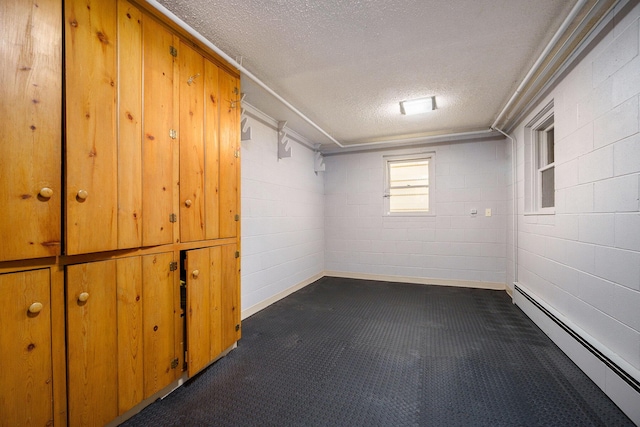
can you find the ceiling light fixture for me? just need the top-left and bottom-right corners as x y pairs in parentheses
(400, 96), (435, 115)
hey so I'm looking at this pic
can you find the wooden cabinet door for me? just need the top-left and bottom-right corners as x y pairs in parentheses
(117, 0), (143, 249)
(116, 256), (144, 415)
(218, 71), (240, 238)
(221, 243), (241, 347)
(0, 269), (53, 426)
(65, 0), (118, 255)
(185, 247), (213, 376)
(142, 17), (177, 247)
(179, 42), (206, 242)
(142, 252), (178, 397)
(204, 59), (221, 240)
(186, 244), (239, 378)
(67, 260), (118, 426)
(0, 0), (61, 261)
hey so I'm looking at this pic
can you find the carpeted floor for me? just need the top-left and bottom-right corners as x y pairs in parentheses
(121, 277), (634, 426)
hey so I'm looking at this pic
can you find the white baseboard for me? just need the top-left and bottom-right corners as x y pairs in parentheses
(324, 270), (506, 291)
(241, 271), (506, 321)
(241, 272), (325, 320)
(514, 283), (640, 425)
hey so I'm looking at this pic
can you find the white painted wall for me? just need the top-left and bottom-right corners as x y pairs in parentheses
(240, 109), (324, 318)
(324, 139), (508, 287)
(509, 1), (640, 422)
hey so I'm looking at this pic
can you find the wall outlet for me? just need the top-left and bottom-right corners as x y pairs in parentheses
(485, 208), (492, 217)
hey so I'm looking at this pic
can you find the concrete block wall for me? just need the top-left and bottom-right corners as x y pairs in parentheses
(240, 111), (325, 317)
(510, 1), (640, 421)
(324, 139), (508, 287)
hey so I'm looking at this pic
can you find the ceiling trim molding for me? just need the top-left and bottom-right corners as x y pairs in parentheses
(494, 0), (620, 132)
(321, 129), (501, 156)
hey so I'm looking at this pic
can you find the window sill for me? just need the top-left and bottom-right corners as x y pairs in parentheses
(524, 209), (555, 216)
(384, 212), (436, 217)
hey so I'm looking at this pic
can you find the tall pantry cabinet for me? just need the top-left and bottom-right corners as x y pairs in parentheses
(0, 0), (242, 425)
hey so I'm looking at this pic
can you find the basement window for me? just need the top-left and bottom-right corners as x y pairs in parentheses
(384, 154), (434, 216)
(525, 100), (555, 214)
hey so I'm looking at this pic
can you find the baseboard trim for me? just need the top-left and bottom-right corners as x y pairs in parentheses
(241, 272), (325, 320)
(514, 282), (640, 424)
(324, 270), (506, 291)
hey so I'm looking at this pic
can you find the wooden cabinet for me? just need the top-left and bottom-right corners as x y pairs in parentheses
(0, 0), (62, 262)
(64, 0), (241, 254)
(5, 0), (241, 424)
(66, 253), (180, 425)
(0, 269), (54, 426)
(185, 243), (241, 377)
(65, 0), (177, 254)
(64, 0), (119, 255)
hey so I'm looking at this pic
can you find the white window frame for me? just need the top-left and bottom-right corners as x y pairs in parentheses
(524, 100), (555, 214)
(383, 153), (435, 217)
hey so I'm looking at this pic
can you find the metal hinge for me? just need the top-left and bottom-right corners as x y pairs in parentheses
(169, 262), (178, 271)
(235, 251), (240, 259)
(170, 358), (179, 369)
(169, 129), (177, 139)
(169, 213), (177, 223)
(234, 149), (240, 158)
(169, 46), (177, 57)
(235, 324), (240, 331)
(234, 214), (240, 221)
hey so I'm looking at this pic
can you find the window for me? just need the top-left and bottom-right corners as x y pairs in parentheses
(524, 100), (555, 213)
(537, 121), (555, 208)
(384, 154), (433, 215)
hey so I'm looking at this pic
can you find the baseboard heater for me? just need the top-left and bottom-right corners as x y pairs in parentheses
(514, 284), (640, 394)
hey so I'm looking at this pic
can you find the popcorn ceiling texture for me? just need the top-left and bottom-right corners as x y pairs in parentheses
(157, 0), (577, 144)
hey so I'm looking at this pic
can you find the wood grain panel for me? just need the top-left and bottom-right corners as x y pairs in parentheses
(142, 16), (175, 246)
(218, 72), (240, 238)
(186, 248), (211, 377)
(50, 264), (68, 426)
(221, 244), (240, 349)
(66, 260), (118, 426)
(142, 252), (176, 397)
(116, 256), (143, 414)
(0, 0), (61, 261)
(65, 0), (118, 254)
(209, 246), (224, 359)
(0, 269), (53, 426)
(117, 0), (143, 249)
(204, 59), (220, 240)
(179, 42), (205, 242)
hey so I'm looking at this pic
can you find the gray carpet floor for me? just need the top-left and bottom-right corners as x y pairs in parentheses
(121, 277), (634, 426)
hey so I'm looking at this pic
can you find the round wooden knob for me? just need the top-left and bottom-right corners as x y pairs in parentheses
(77, 190), (88, 200)
(78, 292), (90, 302)
(185, 199), (192, 207)
(192, 270), (199, 278)
(28, 302), (43, 314)
(39, 187), (54, 198)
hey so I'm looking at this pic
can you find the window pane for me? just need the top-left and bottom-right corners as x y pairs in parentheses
(541, 167), (554, 208)
(546, 128), (554, 164)
(390, 187), (429, 212)
(389, 160), (428, 188)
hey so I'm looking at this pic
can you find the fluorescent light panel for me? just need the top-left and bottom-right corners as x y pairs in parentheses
(400, 96), (435, 115)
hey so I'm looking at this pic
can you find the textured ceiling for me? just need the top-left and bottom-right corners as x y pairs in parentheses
(156, 0), (578, 147)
